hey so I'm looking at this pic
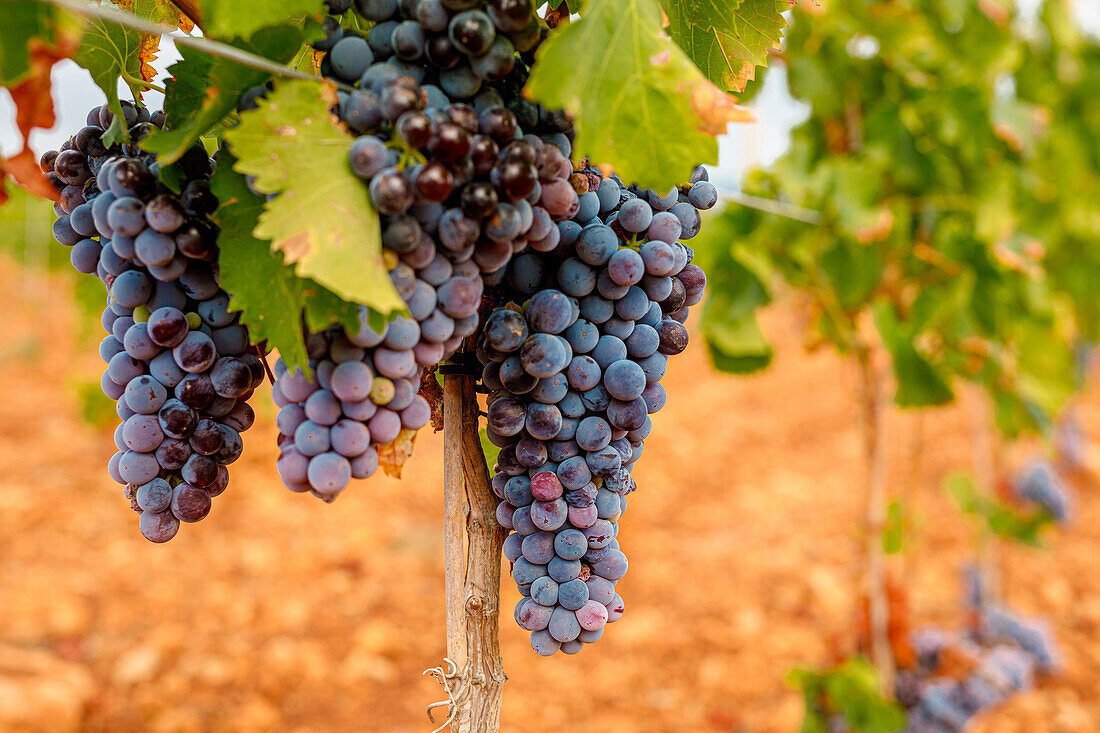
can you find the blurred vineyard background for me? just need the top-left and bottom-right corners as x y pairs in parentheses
(3, 0), (1100, 731)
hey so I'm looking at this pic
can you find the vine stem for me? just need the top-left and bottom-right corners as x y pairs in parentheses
(40, 0), (356, 93)
(442, 374), (506, 732)
(718, 189), (823, 225)
(856, 343), (894, 693)
(968, 384), (1001, 602)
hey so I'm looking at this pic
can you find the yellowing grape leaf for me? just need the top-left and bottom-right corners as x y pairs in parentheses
(526, 0), (749, 190)
(379, 429), (418, 478)
(663, 0), (789, 93)
(211, 153), (361, 375)
(223, 79), (405, 316)
(142, 25), (303, 164)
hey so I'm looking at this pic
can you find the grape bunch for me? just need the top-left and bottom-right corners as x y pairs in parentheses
(1012, 459), (1072, 524)
(262, 0), (585, 500)
(479, 165), (714, 655)
(44, 103), (261, 543)
(901, 627), (1053, 732)
(270, 314), (447, 498)
(895, 571), (1060, 733)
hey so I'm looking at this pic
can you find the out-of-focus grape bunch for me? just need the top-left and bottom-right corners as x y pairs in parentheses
(897, 568), (1060, 733)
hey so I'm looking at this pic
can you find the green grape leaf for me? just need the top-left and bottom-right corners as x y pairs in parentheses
(705, 320), (772, 374)
(947, 473), (1050, 546)
(694, 206), (774, 373)
(787, 658), (906, 733)
(210, 155), (311, 372)
(881, 500), (906, 555)
(701, 252), (773, 375)
(142, 25), (303, 164)
(223, 79), (404, 316)
(119, 0), (195, 27)
(525, 0), (750, 189)
(72, 14), (146, 146)
(0, 0), (77, 84)
(872, 302), (954, 408)
(663, 0), (789, 93)
(479, 428), (502, 476)
(211, 154), (360, 375)
(200, 0), (326, 41)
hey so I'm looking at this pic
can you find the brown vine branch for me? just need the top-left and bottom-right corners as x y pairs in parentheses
(441, 374), (507, 732)
(856, 343), (894, 693)
(968, 384), (1001, 603)
(40, 0), (356, 93)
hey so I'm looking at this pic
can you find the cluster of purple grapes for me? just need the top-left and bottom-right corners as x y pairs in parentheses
(45, 103), (261, 543)
(901, 630), (1040, 733)
(478, 166), (715, 655)
(265, 0), (582, 501)
(900, 621), (1057, 732)
(270, 314), (441, 498)
(1013, 459), (1073, 524)
(898, 571), (1059, 732)
(317, 0), (543, 103)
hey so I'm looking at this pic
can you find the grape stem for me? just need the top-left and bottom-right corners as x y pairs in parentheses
(441, 373), (507, 732)
(385, 138), (428, 169)
(120, 70), (166, 95)
(252, 345), (276, 385)
(41, 0), (357, 94)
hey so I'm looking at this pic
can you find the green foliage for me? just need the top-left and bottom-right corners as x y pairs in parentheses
(525, 0), (744, 190)
(663, 0), (788, 92)
(210, 154), (360, 375)
(0, 2), (73, 84)
(199, 0), (325, 41)
(702, 0), (1093, 436)
(693, 205), (773, 372)
(787, 657), (907, 733)
(224, 79), (404, 316)
(479, 428), (501, 475)
(0, 185), (68, 268)
(947, 473), (1051, 546)
(0, 186), (105, 331)
(75, 379), (117, 428)
(881, 499), (906, 555)
(72, 15), (146, 145)
(142, 25), (305, 163)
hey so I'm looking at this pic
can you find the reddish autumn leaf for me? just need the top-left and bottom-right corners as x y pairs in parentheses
(2, 37), (76, 203)
(0, 149), (59, 205)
